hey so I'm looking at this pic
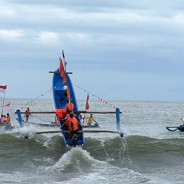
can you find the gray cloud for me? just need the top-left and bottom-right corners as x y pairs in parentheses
(0, 0), (184, 100)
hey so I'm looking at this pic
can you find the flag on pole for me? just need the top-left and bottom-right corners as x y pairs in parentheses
(85, 94), (90, 110)
(0, 85), (7, 93)
(62, 50), (67, 65)
(62, 50), (65, 59)
(4, 102), (10, 107)
(59, 59), (67, 83)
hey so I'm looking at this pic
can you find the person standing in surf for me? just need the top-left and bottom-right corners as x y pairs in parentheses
(87, 114), (99, 127)
(25, 107), (32, 122)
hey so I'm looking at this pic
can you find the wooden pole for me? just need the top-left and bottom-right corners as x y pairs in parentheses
(1, 92), (6, 115)
(49, 71), (72, 74)
(18, 111), (122, 114)
(35, 130), (120, 135)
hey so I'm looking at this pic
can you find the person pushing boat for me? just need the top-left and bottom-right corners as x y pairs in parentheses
(24, 107), (32, 122)
(62, 112), (82, 142)
(87, 114), (99, 127)
(66, 99), (74, 112)
(55, 99), (75, 126)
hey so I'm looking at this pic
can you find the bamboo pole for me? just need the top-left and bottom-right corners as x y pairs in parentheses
(35, 130), (120, 135)
(18, 111), (122, 114)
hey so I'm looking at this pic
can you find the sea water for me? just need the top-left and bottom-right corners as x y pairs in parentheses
(0, 99), (184, 184)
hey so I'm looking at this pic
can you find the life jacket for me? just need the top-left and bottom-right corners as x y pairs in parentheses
(66, 102), (74, 111)
(61, 113), (71, 129)
(65, 113), (71, 125)
(25, 109), (31, 115)
(69, 116), (80, 131)
(55, 109), (67, 119)
(2, 116), (7, 123)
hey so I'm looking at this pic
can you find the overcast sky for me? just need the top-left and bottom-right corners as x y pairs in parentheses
(0, 0), (184, 101)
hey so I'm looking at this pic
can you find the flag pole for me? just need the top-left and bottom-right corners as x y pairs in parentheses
(62, 50), (71, 103)
(1, 91), (6, 115)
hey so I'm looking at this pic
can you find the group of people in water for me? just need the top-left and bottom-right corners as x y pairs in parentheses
(55, 99), (82, 140)
(0, 113), (10, 125)
(55, 96), (99, 140)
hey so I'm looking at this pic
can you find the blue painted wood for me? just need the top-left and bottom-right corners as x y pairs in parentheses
(52, 69), (85, 146)
(116, 108), (124, 137)
(16, 109), (24, 128)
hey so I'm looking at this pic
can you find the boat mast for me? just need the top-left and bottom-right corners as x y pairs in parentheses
(62, 50), (71, 103)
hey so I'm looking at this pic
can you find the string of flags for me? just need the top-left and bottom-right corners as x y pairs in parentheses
(20, 87), (53, 110)
(4, 102), (10, 107)
(73, 83), (116, 109)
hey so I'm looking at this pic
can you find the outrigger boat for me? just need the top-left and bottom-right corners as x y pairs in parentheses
(166, 125), (184, 132)
(16, 51), (124, 147)
(166, 118), (184, 132)
(82, 124), (100, 128)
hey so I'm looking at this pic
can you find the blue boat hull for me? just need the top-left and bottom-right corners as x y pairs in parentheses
(52, 69), (84, 146)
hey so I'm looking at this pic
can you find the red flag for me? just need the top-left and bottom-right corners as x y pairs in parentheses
(60, 59), (67, 83)
(4, 102), (10, 107)
(85, 94), (89, 110)
(0, 85), (7, 93)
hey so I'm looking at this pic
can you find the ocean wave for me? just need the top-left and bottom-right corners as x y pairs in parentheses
(125, 135), (184, 156)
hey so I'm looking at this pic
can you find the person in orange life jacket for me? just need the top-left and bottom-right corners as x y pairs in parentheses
(55, 108), (70, 127)
(25, 107), (32, 122)
(68, 112), (82, 136)
(1, 115), (7, 124)
(66, 99), (74, 112)
(61, 110), (72, 130)
(55, 109), (67, 119)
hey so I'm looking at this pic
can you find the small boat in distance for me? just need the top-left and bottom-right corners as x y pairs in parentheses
(166, 118), (184, 132)
(82, 123), (100, 128)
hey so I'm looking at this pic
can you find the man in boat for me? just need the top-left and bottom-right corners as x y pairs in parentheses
(87, 114), (99, 127)
(24, 107), (32, 122)
(62, 112), (82, 140)
(66, 99), (74, 112)
(55, 108), (67, 125)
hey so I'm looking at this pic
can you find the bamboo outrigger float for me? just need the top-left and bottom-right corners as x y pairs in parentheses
(16, 51), (124, 146)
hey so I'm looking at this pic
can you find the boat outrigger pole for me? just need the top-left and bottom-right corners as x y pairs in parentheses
(34, 107), (124, 137)
(15, 109), (24, 127)
(19, 111), (122, 114)
(116, 108), (124, 137)
(35, 130), (121, 135)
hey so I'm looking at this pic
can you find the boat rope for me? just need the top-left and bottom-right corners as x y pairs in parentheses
(73, 83), (117, 109)
(19, 87), (53, 111)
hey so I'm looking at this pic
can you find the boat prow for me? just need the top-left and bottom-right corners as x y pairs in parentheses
(166, 125), (184, 132)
